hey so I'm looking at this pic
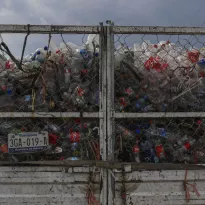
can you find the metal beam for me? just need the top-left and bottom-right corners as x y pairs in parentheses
(0, 160), (205, 170)
(0, 112), (101, 118)
(113, 26), (205, 35)
(115, 112), (205, 118)
(0, 24), (100, 34)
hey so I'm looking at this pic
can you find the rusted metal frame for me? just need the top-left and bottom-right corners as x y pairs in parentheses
(113, 26), (205, 35)
(0, 24), (100, 34)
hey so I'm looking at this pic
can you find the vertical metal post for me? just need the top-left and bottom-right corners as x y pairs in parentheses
(99, 23), (108, 205)
(107, 22), (115, 205)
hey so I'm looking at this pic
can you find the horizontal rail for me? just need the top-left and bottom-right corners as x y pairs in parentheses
(1, 25), (205, 35)
(0, 112), (101, 118)
(0, 24), (100, 34)
(115, 112), (205, 118)
(113, 26), (205, 35)
(0, 160), (205, 170)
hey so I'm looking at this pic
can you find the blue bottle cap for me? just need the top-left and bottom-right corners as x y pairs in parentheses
(44, 46), (48, 50)
(135, 103), (140, 108)
(25, 95), (31, 102)
(31, 53), (36, 61)
(95, 53), (99, 57)
(198, 59), (205, 66)
(36, 51), (41, 55)
(80, 49), (86, 55)
(7, 89), (12, 95)
(136, 129), (141, 134)
(144, 95), (148, 100)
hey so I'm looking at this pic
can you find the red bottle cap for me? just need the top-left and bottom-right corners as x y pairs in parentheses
(0, 144), (8, 153)
(77, 87), (84, 96)
(70, 132), (80, 142)
(196, 120), (202, 125)
(48, 134), (59, 145)
(133, 145), (140, 153)
(184, 142), (191, 150)
(75, 118), (81, 124)
(155, 144), (165, 157)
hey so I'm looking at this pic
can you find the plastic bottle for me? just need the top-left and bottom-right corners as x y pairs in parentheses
(64, 65), (71, 85)
(155, 143), (166, 161)
(23, 53), (33, 62)
(132, 144), (140, 163)
(115, 48), (128, 69)
(71, 84), (89, 109)
(6, 81), (14, 96)
(86, 34), (99, 52)
(115, 124), (135, 138)
(175, 139), (196, 162)
(71, 57), (82, 82)
(176, 135), (189, 146)
(179, 139), (196, 153)
(134, 97), (148, 111)
(35, 46), (48, 64)
(140, 139), (159, 163)
(116, 97), (130, 111)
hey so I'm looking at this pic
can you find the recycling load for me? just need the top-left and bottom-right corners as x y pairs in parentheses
(0, 36), (205, 112)
(0, 118), (99, 161)
(115, 40), (205, 112)
(115, 118), (205, 164)
(0, 34), (100, 112)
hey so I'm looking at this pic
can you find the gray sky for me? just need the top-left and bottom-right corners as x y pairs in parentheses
(0, 0), (205, 56)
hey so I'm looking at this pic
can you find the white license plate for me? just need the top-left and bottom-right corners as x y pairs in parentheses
(8, 131), (49, 153)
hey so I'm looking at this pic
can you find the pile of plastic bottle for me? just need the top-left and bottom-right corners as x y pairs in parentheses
(115, 119), (205, 164)
(0, 34), (100, 112)
(115, 40), (205, 112)
(0, 118), (100, 161)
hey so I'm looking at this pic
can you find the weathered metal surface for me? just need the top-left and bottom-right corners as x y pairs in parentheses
(99, 23), (108, 205)
(0, 166), (100, 205)
(0, 112), (101, 118)
(115, 112), (205, 118)
(113, 26), (205, 35)
(0, 24), (100, 34)
(1, 161), (205, 171)
(107, 24), (115, 205)
(115, 170), (205, 205)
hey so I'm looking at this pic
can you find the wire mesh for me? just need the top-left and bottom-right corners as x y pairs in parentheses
(114, 34), (205, 113)
(115, 118), (205, 164)
(0, 32), (100, 112)
(0, 117), (100, 162)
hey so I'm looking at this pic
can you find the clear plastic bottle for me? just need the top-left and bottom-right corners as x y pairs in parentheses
(133, 144), (140, 163)
(35, 46), (48, 64)
(115, 124), (135, 138)
(64, 65), (71, 85)
(155, 143), (166, 161)
(175, 139), (196, 162)
(116, 97), (130, 112)
(140, 140), (159, 163)
(71, 57), (82, 82)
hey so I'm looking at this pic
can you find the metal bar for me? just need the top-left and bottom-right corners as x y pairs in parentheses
(107, 24), (116, 205)
(0, 24), (100, 34)
(113, 26), (205, 35)
(99, 23), (108, 205)
(0, 160), (205, 170)
(115, 112), (205, 118)
(0, 112), (101, 118)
